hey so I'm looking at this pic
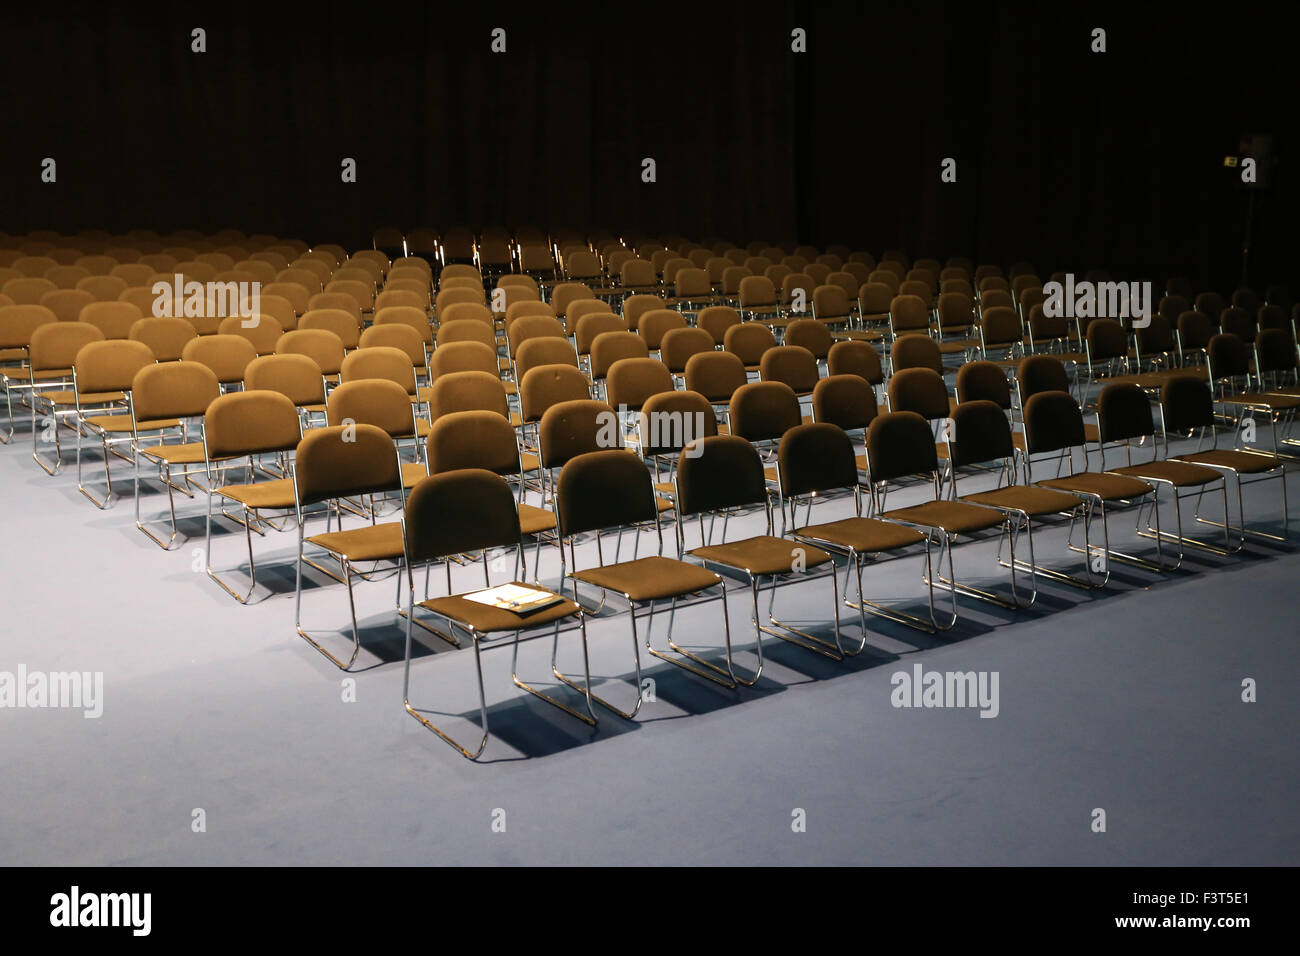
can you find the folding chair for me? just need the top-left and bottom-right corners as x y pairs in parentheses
(402, 468), (594, 759)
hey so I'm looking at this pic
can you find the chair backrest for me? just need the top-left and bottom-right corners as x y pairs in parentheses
(340, 346), (416, 394)
(403, 468), (520, 564)
(426, 411), (525, 477)
(0, 303), (58, 349)
(516, 336), (579, 381)
(867, 410), (939, 482)
(812, 374), (877, 431)
(428, 370), (508, 421)
(676, 434), (767, 516)
(181, 333), (257, 384)
(955, 360), (1011, 408)
(301, 308), (360, 349)
(277, 328), (344, 376)
(1207, 332), (1250, 380)
(778, 422), (859, 498)
(981, 305), (1022, 348)
(294, 423), (402, 507)
(948, 400), (1014, 468)
(539, 399), (620, 469)
(590, 330), (649, 380)
(40, 288), (95, 322)
(557, 449), (658, 537)
(1159, 375), (1216, 433)
(728, 381), (801, 442)
(638, 309), (687, 350)
(606, 357), (674, 412)
(1016, 354), (1070, 403)
(827, 340), (883, 385)
(73, 339), (155, 394)
(1086, 318), (1127, 361)
(574, 312), (628, 356)
(683, 350), (747, 404)
(359, 322), (427, 367)
(1096, 382), (1155, 444)
(888, 367), (949, 421)
(891, 333), (941, 374)
(244, 353), (325, 407)
(30, 321), (105, 372)
(785, 318), (833, 360)
(429, 339), (498, 378)
(638, 389), (717, 457)
(659, 326), (715, 374)
(859, 281), (894, 315)
(131, 360), (221, 421)
(1023, 390), (1087, 455)
(723, 321), (775, 367)
(204, 390), (302, 461)
(1256, 327), (1298, 376)
(759, 344), (819, 394)
(326, 378), (418, 438)
(520, 364), (592, 424)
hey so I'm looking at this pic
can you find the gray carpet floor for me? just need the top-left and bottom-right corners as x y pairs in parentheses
(1, 408), (1297, 865)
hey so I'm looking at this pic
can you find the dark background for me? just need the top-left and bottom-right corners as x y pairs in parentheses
(1, 0), (1293, 292)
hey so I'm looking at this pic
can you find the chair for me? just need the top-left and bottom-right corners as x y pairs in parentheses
(401, 468), (593, 759)
(1021, 390), (1159, 584)
(1160, 375), (1287, 548)
(60, 338), (158, 506)
(130, 316), (197, 362)
(945, 400), (1091, 597)
(0, 304), (59, 443)
(781, 423), (938, 631)
(277, 328), (344, 383)
(291, 423), (405, 667)
(327, 379), (426, 490)
(677, 433), (850, 664)
(638, 309), (688, 353)
(515, 335), (579, 382)
(723, 321), (776, 373)
(27, 322), (106, 474)
(130, 361), (222, 549)
(202, 390), (304, 602)
(1093, 382), (1229, 566)
(181, 334), (257, 388)
(244, 353), (327, 423)
(759, 344), (819, 397)
(83, 301), (143, 340)
(557, 449), (736, 708)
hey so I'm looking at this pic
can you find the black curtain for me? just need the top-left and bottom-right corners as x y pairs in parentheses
(1, 0), (1294, 292)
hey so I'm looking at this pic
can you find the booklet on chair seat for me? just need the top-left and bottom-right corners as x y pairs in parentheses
(462, 583), (566, 615)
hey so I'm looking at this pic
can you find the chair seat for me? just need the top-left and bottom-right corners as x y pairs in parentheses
(140, 441), (205, 465)
(400, 461), (429, 487)
(1036, 471), (1154, 501)
(8, 367), (72, 382)
(881, 500), (1005, 534)
(693, 535), (832, 576)
(518, 501), (557, 535)
(1219, 391), (1300, 410)
(417, 583), (580, 635)
(571, 555), (720, 602)
(217, 478), (298, 510)
(831, 329), (884, 342)
(38, 389), (125, 407)
(1107, 460), (1223, 488)
(796, 516), (927, 553)
(960, 484), (1084, 517)
(84, 414), (181, 434)
(1171, 449), (1280, 474)
(308, 520), (405, 562)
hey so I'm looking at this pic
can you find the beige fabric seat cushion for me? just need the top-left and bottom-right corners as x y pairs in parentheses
(1036, 471), (1154, 501)
(960, 484), (1084, 517)
(140, 441), (205, 464)
(693, 535), (832, 576)
(1108, 460), (1223, 488)
(571, 555), (719, 602)
(37, 389), (125, 406)
(881, 499), (1006, 534)
(216, 478), (298, 510)
(307, 521), (404, 562)
(796, 516), (927, 553)
(518, 502), (556, 535)
(83, 414), (181, 433)
(417, 584), (579, 635)
(1172, 449), (1279, 474)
